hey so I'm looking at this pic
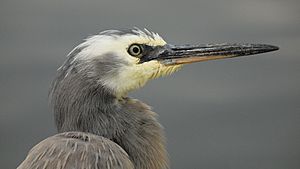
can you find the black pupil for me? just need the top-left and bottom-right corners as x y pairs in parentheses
(132, 46), (140, 54)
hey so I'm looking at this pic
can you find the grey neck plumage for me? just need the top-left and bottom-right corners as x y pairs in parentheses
(49, 62), (169, 169)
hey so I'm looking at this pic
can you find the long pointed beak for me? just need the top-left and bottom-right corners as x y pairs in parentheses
(156, 43), (279, 65)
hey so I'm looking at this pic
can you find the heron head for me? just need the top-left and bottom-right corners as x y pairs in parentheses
(61, 28), (278, 97)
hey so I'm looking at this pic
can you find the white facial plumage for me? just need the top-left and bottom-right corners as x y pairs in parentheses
(67, 29), (181, 97)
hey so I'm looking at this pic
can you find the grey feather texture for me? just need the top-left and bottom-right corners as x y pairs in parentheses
(49, 66), (169, 168)
(17, 132), (134, 169)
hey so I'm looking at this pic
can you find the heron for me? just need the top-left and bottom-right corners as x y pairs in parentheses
(17, 28), (278, 169)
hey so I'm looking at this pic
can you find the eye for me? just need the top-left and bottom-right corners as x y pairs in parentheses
(128, 44), (143, 57)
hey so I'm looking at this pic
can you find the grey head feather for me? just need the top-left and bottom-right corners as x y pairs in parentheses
(98, 27), (158, 39)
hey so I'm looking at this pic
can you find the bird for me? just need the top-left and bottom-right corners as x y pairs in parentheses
(17, 28), (278, 169)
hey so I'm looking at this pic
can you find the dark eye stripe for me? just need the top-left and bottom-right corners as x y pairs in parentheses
(138, 45), (164, 64)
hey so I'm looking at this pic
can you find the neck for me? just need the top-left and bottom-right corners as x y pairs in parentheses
(50, 69), (169, 169)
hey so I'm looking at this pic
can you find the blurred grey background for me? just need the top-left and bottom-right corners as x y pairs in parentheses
(1, 0), (299, 168)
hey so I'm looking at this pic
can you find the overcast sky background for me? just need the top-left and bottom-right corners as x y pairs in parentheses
(0, 0), (299, 168)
